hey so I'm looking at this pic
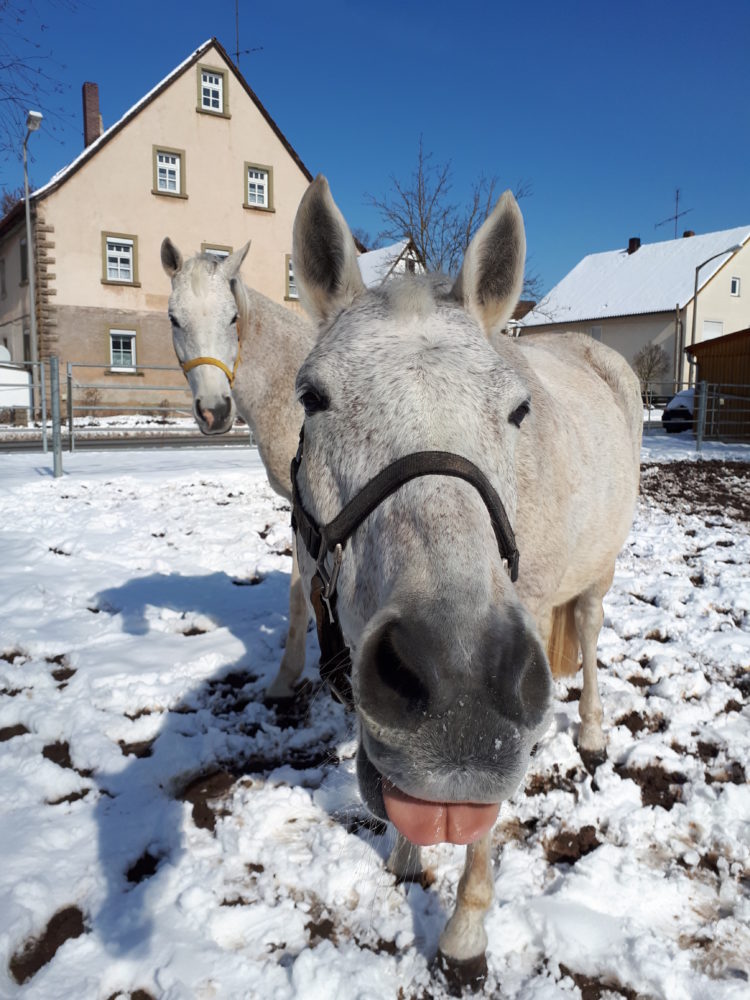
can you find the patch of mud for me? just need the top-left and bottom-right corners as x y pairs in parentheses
(125, 850), (163, 885)
(616, 710), (667, 735)
(9, 906), (86, 984)
(1, 648), (27, 664)
(525, 763), (586, 797)
(614, 762), (687, 810)
(178, 770), (236, 832)
(0, 723), (29, 742)
(640, 461), (750, 522)
(118, 738), (155, 759)
(105, 991), (157, 1000)
(546, 825), (600, 864)
(559, 963), (640, 1000)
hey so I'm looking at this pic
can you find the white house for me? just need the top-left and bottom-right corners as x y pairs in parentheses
(520, 226), (750, 384)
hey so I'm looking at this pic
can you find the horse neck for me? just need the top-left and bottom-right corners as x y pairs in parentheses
(232, 283), (314, 499)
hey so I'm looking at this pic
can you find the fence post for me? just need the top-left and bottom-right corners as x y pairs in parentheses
(49, 355), (63, 478)
(39, 360), (48, 454)
(67, 362), (74, 453)
(695, 381), (707, 455)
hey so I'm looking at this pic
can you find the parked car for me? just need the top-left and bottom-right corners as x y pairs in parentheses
(661, 388), (694, 433)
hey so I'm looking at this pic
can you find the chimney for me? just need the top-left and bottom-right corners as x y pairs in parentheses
(627, 237), (641, 255)
(682, 230), (695, 238)
(82, 82), (102, 147)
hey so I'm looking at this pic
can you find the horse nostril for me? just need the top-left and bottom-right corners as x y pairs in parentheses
(374, 626), (429, 708)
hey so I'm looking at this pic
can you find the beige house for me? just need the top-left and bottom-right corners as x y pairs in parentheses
(0, 38), (313, 411)
(519, 227), (750, 386)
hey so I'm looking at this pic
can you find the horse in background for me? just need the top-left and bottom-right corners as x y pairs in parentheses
(161, 239), (315, 699)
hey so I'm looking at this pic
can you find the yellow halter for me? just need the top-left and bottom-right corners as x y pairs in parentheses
(180, 325), (241, 388)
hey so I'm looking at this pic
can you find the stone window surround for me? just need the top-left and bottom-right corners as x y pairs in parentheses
(197, 64), (230, 118)
(243, 162), (274, 213)
(152, 146), (188, 199)
(101, 232), (141, 287)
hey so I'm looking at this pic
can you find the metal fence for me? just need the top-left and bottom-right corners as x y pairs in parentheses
(65, 360), (193, 453)
(643, 380), (750, 449)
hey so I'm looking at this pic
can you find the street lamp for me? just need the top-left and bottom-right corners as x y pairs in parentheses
(23, 110), (43, 369)
(686, 242), (743, 385)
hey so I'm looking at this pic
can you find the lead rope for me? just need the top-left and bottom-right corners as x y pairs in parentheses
(180, 324), (241, 387)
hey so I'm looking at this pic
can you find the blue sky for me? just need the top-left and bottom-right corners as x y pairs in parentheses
(3, 0), (750, 294)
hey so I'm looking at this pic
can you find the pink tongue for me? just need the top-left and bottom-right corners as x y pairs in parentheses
(382, 779), (500, 846)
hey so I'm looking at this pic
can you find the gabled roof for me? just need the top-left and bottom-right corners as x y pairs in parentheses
(357, 240), (422, 287)
(521, 225), (750, 327)
(29, 37), (312, 204)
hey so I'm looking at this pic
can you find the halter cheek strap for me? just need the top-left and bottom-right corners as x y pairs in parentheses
(180, 325), (242, 388)
(290, 428), (520, 708)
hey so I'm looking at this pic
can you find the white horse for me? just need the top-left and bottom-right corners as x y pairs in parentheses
(290, 176), (642, 986)
(160, 239), (315, 699)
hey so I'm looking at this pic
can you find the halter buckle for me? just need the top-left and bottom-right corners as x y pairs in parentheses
(318, 543), (343, 625)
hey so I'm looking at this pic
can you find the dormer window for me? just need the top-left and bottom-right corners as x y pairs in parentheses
(730, 276), (741, 297)
(197, 65), (229, 117)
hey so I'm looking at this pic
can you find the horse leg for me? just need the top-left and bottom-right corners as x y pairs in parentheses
(266, 545), (309, 700)
(574, 575), (611, 770)
(436, 834), (492, 992)
(387, 832), (423, 883)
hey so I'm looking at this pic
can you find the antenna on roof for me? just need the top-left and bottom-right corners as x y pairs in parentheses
(655, 188), (692, 239)
(234, 0), (264, 69)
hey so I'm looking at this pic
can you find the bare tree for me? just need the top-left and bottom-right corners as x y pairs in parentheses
(365, 136), (541, 301)
(632, 343), (670, 398)
(0, 0), (77, 162)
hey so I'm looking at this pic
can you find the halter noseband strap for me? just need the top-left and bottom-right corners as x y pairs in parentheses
(290, 428), (520, 708)
(180, 324), (241, 388)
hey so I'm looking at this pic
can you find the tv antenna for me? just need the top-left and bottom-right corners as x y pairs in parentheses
(655, 188), (692, 239)
(234, 1), (263, 69)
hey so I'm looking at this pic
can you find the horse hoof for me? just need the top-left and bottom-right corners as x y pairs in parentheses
(434, 949), (488, 995)
(580, 746), (607, 774)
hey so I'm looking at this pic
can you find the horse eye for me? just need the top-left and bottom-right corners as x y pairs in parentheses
(299, 388), (329, 416)
(230, 313), (238, 326)
(509, 401), (530, 428)
(168, 312), (181, 329)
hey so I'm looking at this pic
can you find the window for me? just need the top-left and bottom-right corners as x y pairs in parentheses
(201, 243), (232, 260)
(23, 327), (30, 363)
(244, 163), (273, 211)
(590, 326), (602, 341)
(153, 147), (186, 197)
(703, 320), (723, 342)
(197, 65), (228, 116)
(102, 233), (139, 285)
(20, 237), (28, 283)
(285, 254), (298, 299)
(110, 330), (136, 370)
(730, 276), (741, 297)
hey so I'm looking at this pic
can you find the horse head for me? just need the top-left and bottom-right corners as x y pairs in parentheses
(161, 238), (250, 434)
(291, 176), (552, 848)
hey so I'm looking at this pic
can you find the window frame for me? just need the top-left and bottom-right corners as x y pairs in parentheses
(243, 162), (274, 212)
(101, 232), (140, 286)
(730, 276), (741, 297)
(109, 328), (137, 372)
(201, 242), (233, 260)
(152, 146), (187, 199)
(197, 64), (230, 118)
(590, 325), (602, 342)
(285, 253), (298, 300)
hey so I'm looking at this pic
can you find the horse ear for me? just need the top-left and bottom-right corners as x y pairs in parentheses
(161, 237), (183, 279)
(292, 174), (365, 327)
(220, 241), (251, 279)
(452, 191), (526, 336)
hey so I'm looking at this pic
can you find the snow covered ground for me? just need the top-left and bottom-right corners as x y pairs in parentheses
(0, 438), (748, 999)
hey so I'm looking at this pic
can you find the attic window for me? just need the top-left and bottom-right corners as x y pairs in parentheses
(197, 65), (229, 117)
(244, 163), (274, 212)
(152, 147), (186, 198)
(730, 276), (740, 297)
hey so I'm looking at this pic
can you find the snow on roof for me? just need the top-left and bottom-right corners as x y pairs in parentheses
(357, 240), (411, 287)
(521, 225), (750, 326)
(32, 40), (215, 202)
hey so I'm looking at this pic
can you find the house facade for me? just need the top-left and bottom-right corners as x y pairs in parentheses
(0, 39), (313, 411)
(519, 227), (750, 387)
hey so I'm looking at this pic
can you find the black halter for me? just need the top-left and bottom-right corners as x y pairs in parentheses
(290, 428), (520, 708)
